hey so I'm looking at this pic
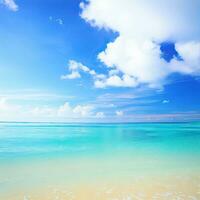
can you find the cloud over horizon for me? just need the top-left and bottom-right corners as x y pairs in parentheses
(0, 97), (98, 122)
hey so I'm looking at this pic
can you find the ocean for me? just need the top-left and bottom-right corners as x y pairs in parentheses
(0, 122), (200, 199)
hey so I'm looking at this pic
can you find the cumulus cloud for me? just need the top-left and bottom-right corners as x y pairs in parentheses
(1, 0), (18, 11)
(61, 71), (81, 79)
(61, 60), (139, 88)
(61, 60), (96, 80)
(0, 98), (97, 121)
(170, 42), (200, 75)
(30, 102), (94, 119)
(94, 74), (138, 88)
(72, 104), (93, 117)
(80, 0), (200, 88)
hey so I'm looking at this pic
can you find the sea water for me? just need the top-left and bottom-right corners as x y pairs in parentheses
(0, 122), (200, 199)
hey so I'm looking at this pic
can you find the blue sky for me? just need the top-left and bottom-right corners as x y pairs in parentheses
(0, 0), (200, 122)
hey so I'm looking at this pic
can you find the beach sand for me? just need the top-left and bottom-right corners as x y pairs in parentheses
(1, 157), (200, 200)
(2, 175), (200, 200)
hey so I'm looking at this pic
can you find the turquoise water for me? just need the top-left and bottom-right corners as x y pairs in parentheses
(0, 122), (200, 199)
(0, 123), (200, 159)
(0, 122), (200, 160)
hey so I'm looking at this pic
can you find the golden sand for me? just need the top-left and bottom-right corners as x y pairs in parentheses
(1, 157), (200, 199)
(2, 175), (200, 200)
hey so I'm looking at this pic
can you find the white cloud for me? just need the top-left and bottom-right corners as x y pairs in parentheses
(80, 0), (200, 88)
(0, 97), (199, 122)
(68, 60), (89, 72)
(81, 0), (200, 41)
(95, 74), (106, 79)
(89, 70), (96, 75)
(0, 98), (103, 121)
(1, 0), (18, 11)
(116, 110), (123, 116)
(73, 104), (93, 117)
(61, 71), (81, 79)
(62, 60), (140, 88)
(0, 99), (96, 122)
(31, 102), (94, 119)
(95, 74), (137, 88)
(170, 41), (200, 75)
(61, 60), (96, 80)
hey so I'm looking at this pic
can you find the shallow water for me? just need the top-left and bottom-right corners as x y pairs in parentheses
(0, 122), (200, 199)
